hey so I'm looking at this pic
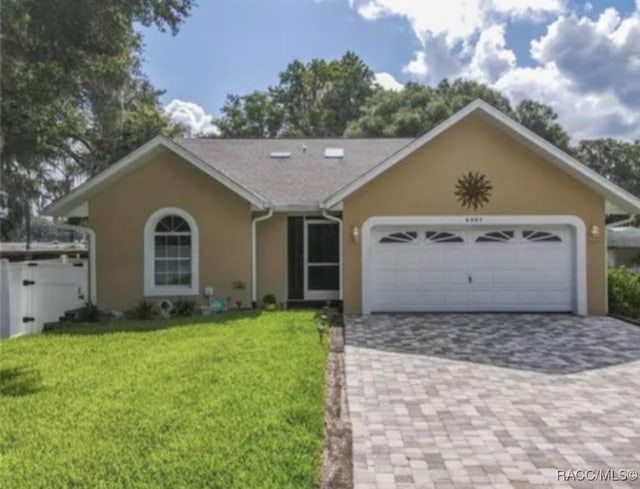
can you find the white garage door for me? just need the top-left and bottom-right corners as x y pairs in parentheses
(369, 227), (574, 312)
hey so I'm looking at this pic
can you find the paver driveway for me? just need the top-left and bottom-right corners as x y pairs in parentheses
(345, 315), (640, 489)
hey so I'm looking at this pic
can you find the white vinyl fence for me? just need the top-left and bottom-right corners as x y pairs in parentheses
(0, 258), (88, 338)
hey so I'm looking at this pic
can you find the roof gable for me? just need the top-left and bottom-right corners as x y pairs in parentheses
(322, 100), (640, 214)
(43, 136), (268, 217)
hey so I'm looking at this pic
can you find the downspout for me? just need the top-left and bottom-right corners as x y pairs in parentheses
(54, 219), (97, 304)
(251, 207), (274, 307)
(322, 208), (343, 301)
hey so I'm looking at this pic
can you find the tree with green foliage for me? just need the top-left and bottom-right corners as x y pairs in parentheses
(576, 139), (640, 196)
(216, 54), (580, 153)
(435, 79), (513, 115)
(345, 79), (512, 137)
(217, 51), (373, 138)
(514, 100), (571, 152)
(345, 83), (440, 137)
(345, 79), (574, 152)
(217, 92), (284, 138)
(0, 0), (194, 241)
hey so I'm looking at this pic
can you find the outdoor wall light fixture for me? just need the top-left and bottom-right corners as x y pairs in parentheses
(352, 225), (360, 243)
(590, 224), (601, 240)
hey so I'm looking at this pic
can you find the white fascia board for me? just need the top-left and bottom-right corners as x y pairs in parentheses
(606, 202), (627, 215)
(271, 204), (321, 213)
(270, 203), (343, 213)
(42, 136), (268, 217)
(323, 99), (640, 214)
(66, 202), (89, 218)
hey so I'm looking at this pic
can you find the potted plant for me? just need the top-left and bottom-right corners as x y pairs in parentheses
(262, 294), (278, 311)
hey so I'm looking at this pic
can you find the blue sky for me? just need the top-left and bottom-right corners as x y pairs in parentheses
(140, 0), (640, 139)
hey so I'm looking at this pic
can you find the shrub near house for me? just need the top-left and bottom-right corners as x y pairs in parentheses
(608, 267), (640, 319)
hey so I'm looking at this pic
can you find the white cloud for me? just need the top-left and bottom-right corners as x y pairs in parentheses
(164, 99), (219, 137)
(467, 24), (516, 82)
(350, 0), (483, 46)
(349, 0), (565, 84)
(493, 5), (640, 139)
(356, 0), (385, 20)
(403, 51), (428, 76)
(373, 72), (404, 91)
(495, 64), (640, 140)
(344, 0), (640, 139)
(349, 0), (564, 45)
(490, 0), (566, 19)
(530, 9), (640, 108)
(403, 35), (464, 81)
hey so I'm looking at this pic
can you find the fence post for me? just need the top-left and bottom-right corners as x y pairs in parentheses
(0, 259), (10, 338)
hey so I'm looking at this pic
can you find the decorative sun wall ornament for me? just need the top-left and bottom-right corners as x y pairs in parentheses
(454, 171), (493, 210)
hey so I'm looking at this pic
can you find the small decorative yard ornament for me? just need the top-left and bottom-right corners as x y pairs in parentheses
(158, 299), (173, 318)
(454, 171), (493, 210)
(314, 309), (330, 343)
(209, 298), (225, 313)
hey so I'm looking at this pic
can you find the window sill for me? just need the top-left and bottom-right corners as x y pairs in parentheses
(144, 286), (199, 297)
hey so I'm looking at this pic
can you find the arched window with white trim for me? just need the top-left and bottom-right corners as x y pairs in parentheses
(144, 208), (199, 296)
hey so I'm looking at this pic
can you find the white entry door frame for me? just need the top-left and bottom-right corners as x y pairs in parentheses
(304, 219), (340, 300)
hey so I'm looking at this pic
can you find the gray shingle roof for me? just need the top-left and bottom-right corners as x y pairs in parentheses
(608, 227), (640, 248)
(177, 138), (414, 208)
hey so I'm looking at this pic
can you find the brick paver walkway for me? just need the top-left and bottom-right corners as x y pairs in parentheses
(346, 315), (640, 488)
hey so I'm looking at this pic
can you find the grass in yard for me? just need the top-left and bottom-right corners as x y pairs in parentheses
(0, 311), (327, 488)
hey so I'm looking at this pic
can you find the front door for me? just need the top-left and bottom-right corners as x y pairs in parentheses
(304, 220), (340, 300)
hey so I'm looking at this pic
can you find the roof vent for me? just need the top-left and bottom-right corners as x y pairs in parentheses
(270, 151), (291, 159)
(324, 148), (345, 159)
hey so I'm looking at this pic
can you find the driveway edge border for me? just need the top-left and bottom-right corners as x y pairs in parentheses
(320, 322), (353, 489)
(609, 313), (640, 328)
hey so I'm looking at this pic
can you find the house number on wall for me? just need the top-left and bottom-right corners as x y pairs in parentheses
(465, 217), (483, 223)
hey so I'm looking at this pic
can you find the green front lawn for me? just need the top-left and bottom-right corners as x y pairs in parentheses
(0, 311), (327, 488)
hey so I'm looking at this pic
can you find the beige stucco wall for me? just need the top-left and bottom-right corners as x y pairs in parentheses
(343, 114), (607, 315)
(256, 213), (287, 305)
(89, 150), (253, 311)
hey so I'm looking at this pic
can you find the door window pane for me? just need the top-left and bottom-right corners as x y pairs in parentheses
(308, 265), (339, 290)
(308, 224), (339, 263)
